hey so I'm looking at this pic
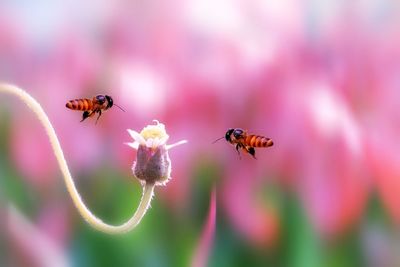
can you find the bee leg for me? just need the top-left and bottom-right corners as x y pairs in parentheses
(80, 111), (90, 122)
(235, 144), (242, 159)
(95, 110), (102, 125)
(248, 147), (257, 159)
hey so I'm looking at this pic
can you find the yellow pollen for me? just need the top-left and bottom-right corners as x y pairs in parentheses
(140, 121), (168, 140)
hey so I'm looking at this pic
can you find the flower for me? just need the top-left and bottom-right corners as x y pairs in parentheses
(126, 120), (187, 186)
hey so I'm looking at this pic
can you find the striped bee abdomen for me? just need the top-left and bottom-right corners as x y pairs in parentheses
(66, 98), (93, 111)
(245, 135), (273, 147)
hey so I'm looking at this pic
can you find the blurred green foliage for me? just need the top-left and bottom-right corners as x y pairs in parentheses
(0, 110), (396, 267)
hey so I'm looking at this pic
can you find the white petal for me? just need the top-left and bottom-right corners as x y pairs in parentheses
(166, 140), (188, 150)
(124, 142), (139, 150)
(127, 129), (146, 145)
(152, 138), (160, 148)
(146, 138), (154, 148)
(158, 136), (169, 146)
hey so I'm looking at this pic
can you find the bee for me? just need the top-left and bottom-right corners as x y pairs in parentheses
(66, 95), (125, 124)
(213, 128), (273, 159)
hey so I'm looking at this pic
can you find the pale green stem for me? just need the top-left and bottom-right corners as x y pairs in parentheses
(0, 83), (155, 234)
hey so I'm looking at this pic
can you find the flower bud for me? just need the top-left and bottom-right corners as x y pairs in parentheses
(134, 144), (171, 185)
(126, 120), (187, 186)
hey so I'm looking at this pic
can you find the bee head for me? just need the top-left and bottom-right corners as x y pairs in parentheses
(105, 95), (113, 109)
(225, 128), (235, 142)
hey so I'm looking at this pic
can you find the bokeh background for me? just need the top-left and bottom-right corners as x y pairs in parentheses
(1, 0), (400, 266)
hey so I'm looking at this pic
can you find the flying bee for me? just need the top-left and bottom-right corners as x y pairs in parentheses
(66, 95), (125, 124)
(213, 128), (273, 159)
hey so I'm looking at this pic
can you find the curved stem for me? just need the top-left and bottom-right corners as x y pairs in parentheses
(0, 83), (155, 234)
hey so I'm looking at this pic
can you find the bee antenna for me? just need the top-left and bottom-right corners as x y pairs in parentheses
(212, 136), (225, 144)
(114, 103), (125, 112)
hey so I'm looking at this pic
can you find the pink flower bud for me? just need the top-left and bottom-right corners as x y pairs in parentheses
(126, 120), (187, 186)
